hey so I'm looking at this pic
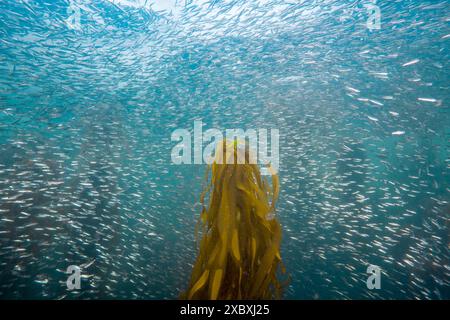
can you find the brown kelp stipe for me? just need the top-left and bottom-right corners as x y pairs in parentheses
(181, 139), (288, 300)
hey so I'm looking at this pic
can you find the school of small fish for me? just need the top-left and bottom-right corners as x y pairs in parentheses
(0, 1), (448, 299)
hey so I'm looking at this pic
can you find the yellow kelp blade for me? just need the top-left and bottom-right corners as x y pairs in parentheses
(231, 229), (241, 263)
(188, 270), (210, 299)
(181, 139), (287, 300)
(210, 269), (223, 300)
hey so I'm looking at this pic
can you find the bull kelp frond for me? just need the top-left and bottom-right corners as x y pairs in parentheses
(181, 139), (287, 300)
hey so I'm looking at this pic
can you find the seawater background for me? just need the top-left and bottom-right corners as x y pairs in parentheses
(0, 0), (449, 299)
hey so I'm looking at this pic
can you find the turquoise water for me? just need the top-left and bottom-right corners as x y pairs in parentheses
(0, 0), (449, 299)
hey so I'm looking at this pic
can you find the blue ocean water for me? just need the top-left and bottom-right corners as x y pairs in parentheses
(0, 0), (449, 299)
